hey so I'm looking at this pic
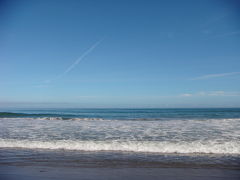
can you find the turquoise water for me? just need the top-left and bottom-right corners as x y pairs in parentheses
(1, 108), (240, 120)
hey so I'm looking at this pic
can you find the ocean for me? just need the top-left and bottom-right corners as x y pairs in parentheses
(0, 108), (240, 168)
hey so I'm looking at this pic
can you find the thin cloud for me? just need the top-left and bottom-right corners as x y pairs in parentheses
(217, 31), (240, 38)
(179, 91), (240, 97)
(206, 30), (240, 40)
(191, 72), (240, 80)
(201, 13), (228, 28)
(180, 93), (193, 97)
(45, 39), (103, 83)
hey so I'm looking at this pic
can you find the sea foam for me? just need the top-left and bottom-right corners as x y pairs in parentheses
(0, 139), (239, 154)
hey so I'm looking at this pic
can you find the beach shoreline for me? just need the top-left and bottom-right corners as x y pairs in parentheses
(1, 165), (240, 180)
(1, 148), (240, 180)
(1, 108), (239, 179)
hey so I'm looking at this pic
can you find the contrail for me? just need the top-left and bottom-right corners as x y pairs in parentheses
(63, 39), (103, 75)
(44, 39), (103, 83)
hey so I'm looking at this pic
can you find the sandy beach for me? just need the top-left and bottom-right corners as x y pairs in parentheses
(1, 147), (240, 180)
(1, 164), (240, 180)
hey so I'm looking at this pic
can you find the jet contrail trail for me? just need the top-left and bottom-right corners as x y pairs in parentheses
(63, 39), (103, 75)
(44, 39), (103, 83)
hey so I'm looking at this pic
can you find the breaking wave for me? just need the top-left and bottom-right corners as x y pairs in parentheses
(0, 117), (105, 121)
(0, 139), (239, 154)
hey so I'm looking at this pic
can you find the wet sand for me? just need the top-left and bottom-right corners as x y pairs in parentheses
(1, 148), (239, 180)
(1, 165), (240, 180)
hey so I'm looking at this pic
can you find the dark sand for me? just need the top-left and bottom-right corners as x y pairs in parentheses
(1, 165), (240, 180)
(1, 148), (240, 180)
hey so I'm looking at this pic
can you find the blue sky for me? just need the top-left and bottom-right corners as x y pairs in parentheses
(1, 0), (240, 108)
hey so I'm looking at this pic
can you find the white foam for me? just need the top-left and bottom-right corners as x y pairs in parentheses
(0, 117), (105, 121)
(0, 139), (239, 154)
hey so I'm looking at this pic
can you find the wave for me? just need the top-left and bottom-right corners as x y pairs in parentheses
(0, 117), (105, 121)
(1, 116), (240, 123)
(0, 111), (240, 121)
(0, 112), (29, 117)
(0, 112), (105, 121)
(0, 139), (239, 154)
(0, 112), (61, 117)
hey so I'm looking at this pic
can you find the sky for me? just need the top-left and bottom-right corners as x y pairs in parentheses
(0, 0), (240, 108)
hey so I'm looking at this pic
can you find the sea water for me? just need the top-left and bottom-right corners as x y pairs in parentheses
(0, 108), (239, 168)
